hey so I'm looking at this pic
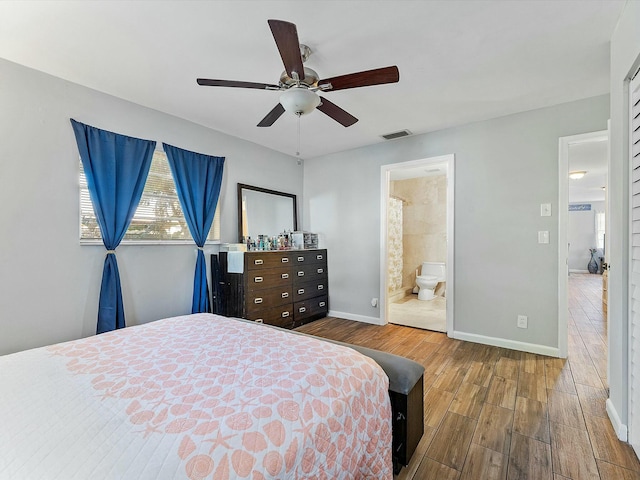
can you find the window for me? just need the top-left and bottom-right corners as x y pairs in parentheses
(80, 150), (220, 243)
(596, 211), (605, 250)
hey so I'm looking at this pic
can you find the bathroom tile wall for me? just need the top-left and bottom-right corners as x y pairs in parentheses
(391, 175), (447, 290)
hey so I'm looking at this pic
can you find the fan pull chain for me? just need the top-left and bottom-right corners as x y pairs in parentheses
(296, 112), (301, 158)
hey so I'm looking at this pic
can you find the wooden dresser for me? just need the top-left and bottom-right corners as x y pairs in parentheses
(218, 249), (328, 329)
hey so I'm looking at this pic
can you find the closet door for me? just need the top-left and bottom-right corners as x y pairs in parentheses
(629, 70), (640, 457)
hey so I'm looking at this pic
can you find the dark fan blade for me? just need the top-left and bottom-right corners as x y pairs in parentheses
(319, 66), (399, 92)
(268, 19), (304, 80)
(257, 103), (286, 127)
(197, 79), (280, 90)
(316, 97), (358, 127)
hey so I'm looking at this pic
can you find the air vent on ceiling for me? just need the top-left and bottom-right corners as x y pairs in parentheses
(381, 129), (412, 140)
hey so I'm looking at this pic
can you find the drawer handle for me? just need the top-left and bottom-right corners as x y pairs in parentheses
(254, 276), (263, 283)
(318, 285), (324, 290)
(317, 268), (324, 274)
(254, 259), (264, 265)
(282, 311), (290, 318)
(281, 257), (289, 263)
(299, 307), (306, 313)
(319, 302), (326, 307)
(317, 255), (323, 260)
(281, 292), (289, 298)
(255, 319), (264, 323)
(298, 288), (305, 295)
(297, 256), (304, 262)
(254, 298), (263, 304)
(298, 271), (305, 277)
(281, 273), (289, 279)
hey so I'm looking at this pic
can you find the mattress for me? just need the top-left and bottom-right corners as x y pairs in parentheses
(0, 313), (392, 479)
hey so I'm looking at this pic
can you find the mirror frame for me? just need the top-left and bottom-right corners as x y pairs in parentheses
(237, 183), (298, 242)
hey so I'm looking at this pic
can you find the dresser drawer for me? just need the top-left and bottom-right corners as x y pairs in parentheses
(246, 285), (293, 315)
(219, 249), (327, 331)
(294, 295), (329, 322)
(245, 267), (292, 292)
(292, 264), (328, 283)
(245, 252), (293, 270)
(293, 279), (328, 302)
(290, 250), (326, 265)
(246, 304), (294, 329)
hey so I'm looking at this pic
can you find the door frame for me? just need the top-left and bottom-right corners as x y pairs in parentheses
(557, 129), (609, 358)
(379, 154), (455, 334)
(628, 72), (640, 451)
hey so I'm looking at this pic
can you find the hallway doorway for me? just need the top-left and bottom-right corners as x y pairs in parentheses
(558, 129), (609, 358)
(380, 154), (454, 333)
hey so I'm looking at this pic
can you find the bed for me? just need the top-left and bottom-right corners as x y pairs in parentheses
(0, 313), (392, 479)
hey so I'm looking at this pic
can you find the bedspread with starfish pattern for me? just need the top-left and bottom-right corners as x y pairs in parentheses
(0, 313), (392, 479)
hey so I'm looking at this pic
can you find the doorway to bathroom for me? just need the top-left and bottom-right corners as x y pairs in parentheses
(380, 154), (454, 333)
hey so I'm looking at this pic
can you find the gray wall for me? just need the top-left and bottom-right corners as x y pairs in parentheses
(304, 95), (609, 350)
(0, 58), (301, 355)
(568, 201), (604, 272)
(609, 0), (640, 438)
(0, 46), (619, 368)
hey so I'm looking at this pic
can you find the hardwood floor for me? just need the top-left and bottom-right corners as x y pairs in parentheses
(295, 273), (640, 479)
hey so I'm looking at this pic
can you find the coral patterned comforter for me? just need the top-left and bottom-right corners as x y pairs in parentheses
(0, 313), (392, 479)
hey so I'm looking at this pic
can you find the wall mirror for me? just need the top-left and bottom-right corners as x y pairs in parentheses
(237, 183), (298, 242)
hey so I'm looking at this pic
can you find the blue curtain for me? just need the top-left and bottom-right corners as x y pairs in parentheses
(163, 143), (225, 314)
(71, 119), (155, 334)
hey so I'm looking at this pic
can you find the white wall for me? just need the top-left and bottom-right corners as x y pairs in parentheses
(568, 201), (604, 272)
(608, 0), (640, 439)
(0, 58), (301, 355)
(304, 95), (609, 351)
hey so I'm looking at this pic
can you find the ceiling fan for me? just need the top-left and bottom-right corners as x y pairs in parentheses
(197, 19), (399, 128)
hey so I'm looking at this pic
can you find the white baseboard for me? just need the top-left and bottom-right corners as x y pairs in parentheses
(606, 398), (628, 441)
(328, 310), (384, 326)
(451, 330), (561, 357)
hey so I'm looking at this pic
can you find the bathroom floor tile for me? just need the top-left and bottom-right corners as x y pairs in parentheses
(388, 294), (446, 332)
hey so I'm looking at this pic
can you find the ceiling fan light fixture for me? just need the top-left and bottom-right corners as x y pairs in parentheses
(569, 170), (587, 180)
(279, 87), (320, 115)
(198, 20), (398, 128)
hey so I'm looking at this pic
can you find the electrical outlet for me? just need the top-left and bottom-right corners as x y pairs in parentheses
(517, 315), (528, 329)
(371, 298), (378, 307)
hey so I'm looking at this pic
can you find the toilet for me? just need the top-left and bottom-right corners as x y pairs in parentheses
(416, 262), (446, 300)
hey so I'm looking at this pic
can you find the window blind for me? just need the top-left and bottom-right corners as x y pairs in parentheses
(80, 150), (220, 242)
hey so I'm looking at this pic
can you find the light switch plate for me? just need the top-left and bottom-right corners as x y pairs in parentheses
(540, 203), (552, 217)
(538, 231), (550, 244)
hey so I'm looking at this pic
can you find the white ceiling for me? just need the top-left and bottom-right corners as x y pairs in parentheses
(390, 162), (447, 181)
(569, 138), (608, 203)
(0, 0), (624, 159)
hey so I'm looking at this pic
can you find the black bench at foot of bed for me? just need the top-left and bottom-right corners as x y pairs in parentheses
(243, 318), (425, 474)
